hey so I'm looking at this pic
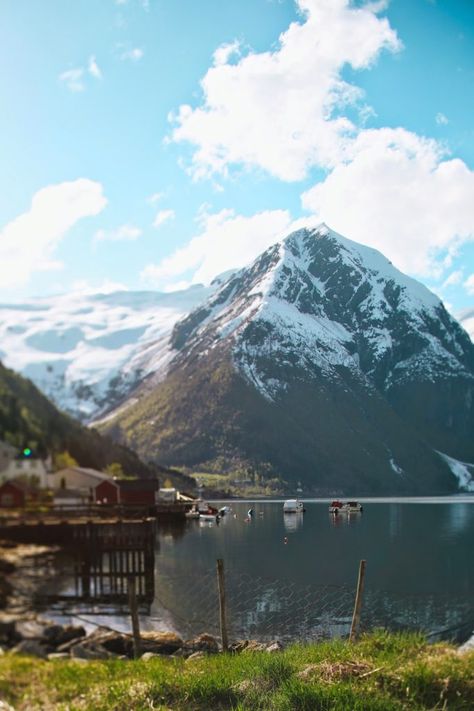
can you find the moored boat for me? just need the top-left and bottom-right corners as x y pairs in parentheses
(283, 499), (305, 513)
(329, 500), (363, 513)
(344, 501), (363, 513)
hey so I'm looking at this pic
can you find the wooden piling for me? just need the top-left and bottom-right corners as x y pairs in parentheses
(349, 559), (367, 642)
(128, 576), (141, 658)
(216, 558), (229, 651)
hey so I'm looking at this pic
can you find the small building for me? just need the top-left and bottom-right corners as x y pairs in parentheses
(52, 467), (115, 499)
(158, 487), (177, 503)
(53, 488), (86, 509)
(119, 478), (159, 506)
(94, 479), (120, 505)
(0, 441), (17, 474)
(1, 455), (49, 488)
(0, 480), (32, 508)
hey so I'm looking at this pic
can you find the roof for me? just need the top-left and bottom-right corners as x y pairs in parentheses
(55, 467), (114, 482)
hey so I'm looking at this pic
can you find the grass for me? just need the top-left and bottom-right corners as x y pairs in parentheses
(0, 631), (473, 710)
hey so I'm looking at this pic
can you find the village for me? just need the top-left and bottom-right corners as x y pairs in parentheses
(0, 439), (195, 519)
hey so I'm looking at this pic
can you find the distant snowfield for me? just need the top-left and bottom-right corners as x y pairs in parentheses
(0, 285), (213, 419)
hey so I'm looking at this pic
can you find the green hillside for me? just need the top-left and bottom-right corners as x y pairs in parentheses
(0, 360), (193, 488)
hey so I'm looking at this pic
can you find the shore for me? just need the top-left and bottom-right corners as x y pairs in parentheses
(1, 630), (473, 710)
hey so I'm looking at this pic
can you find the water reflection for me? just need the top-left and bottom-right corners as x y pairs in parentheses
(283, 512), (304, 533)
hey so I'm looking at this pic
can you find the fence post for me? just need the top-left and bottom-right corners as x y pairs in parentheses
(349, 559), (366, 642)
(216, 559), (229, 651)
(128, 576), (141, 658)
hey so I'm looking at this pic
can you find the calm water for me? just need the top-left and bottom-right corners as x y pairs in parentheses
(151, 498), (474, 642)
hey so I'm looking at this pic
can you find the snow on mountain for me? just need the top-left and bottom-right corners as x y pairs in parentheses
(95, 224), (474, 493)
(0, 284), (214, 419)
(171, 224), (473, 402)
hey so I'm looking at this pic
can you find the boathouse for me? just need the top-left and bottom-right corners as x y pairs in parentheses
(94, 478), (120, 504)
(118, 478), (159, 506)
(0, 480), (32, 508)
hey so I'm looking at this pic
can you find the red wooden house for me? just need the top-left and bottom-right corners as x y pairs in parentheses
(94, 479), (119, 505)
(0, 480), (33, 508)
(118, 478), (159, 506)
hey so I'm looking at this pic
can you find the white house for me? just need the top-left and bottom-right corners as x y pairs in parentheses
(0, 441), (18, 474)
(1, 456), (49, 488)
(51, 466), (114, 495)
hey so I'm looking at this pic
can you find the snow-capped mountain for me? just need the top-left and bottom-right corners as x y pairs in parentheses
(101, 225), (474, 494)
(0, 284), (215, 419)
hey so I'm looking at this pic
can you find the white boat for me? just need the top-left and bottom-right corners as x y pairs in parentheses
(199, 513), (219, 523)
(283, 499), (305, 513)
(343, 501), (363, 513)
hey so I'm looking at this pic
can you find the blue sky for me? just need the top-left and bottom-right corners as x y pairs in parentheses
(0, 0), (473, 318)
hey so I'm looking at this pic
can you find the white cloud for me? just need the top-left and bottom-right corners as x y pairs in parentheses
(213, 40), (241, 67)
(153, 209), (175, 229)
(120, 48), (144, 62)
(59, 68), (85, 92)
(465, 274), (474, 295)
(442, 270), (463, 288)
(148, 191), (164, 204)
(301, 127), (474, 276)
(170, 0), (401, 181)
(94, 224), (142, 242)
(436, 112), (449, 126)
(0, 179), (107, 289)
(141, 208), (292, 287)
(88, 55), (102, 80)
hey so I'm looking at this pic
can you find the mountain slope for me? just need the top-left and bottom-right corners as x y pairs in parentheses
(0, 284), (216, 421)
(101, 225), (474, 494)
(0, 360), (192, 487)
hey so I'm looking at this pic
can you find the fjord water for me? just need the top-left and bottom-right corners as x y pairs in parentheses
(154, 498), (474, 641)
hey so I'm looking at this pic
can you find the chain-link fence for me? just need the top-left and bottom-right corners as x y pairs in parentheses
(151, 560), (474, 645)
(9, 551), (474, 646)
(153, 564), (356, 643)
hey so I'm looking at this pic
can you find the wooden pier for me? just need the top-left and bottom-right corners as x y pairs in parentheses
(0, 516), (156, 606)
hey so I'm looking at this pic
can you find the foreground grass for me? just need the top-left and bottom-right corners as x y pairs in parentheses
(0, 631), (473, 710)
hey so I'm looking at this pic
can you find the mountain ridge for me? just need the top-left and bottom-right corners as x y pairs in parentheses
(100, 225), (474, 494)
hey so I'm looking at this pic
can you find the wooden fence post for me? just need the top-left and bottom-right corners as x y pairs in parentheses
(349, 559), (367, 642)
(216, 559), (229, 651)
(128, 576), (141, 658)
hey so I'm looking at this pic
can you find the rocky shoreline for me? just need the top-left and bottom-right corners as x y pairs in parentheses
(0, 541), (282, 662)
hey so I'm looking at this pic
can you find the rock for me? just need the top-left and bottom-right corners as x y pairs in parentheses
(15, 620), (47, 641)
(186, 651), (206, 662)
(0, 699), (16, 711)
(47, 652), (70, 660)
(139, 631), (183, 655)
(185, 633), (219, 654)
(70, 643), (114, 661)
(0, 560), (15, 575)
(45, 625), (86, 647)
(0, 620), (16, 644)
(11, 640), (52, 658)
(231, 640), (267, 653)
(140, 652), (164, 661)
(266, 641), (283, 653)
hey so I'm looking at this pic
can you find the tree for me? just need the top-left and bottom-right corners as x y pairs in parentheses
(53, 451), (78, 470)
(105, 462), (128, 479)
